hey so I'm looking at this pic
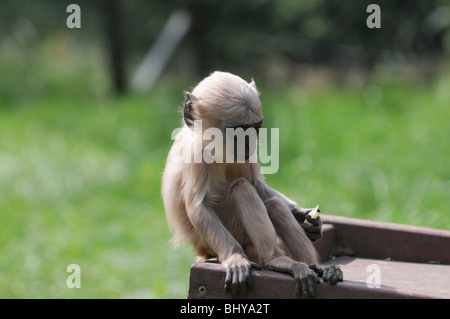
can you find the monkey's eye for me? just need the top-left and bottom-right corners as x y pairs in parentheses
(254, 122), (263, 135)
(228, 120), (263, 136)
(229, 125), (249, 131)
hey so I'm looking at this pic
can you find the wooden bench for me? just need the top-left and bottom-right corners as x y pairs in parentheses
(188, 215), (450, 299)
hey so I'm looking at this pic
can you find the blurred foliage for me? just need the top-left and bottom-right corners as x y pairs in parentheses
(0, 87), (194, 298)
(1, 0), (449, 77)
(181, 0), (450, 70)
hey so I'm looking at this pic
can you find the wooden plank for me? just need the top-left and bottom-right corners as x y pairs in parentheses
(188, 260), (447, 299)
(313, 224), (335, 261)
(326, 256), (450, 299)
(188, 257), (450, 299)
(322, 215), (450, 264)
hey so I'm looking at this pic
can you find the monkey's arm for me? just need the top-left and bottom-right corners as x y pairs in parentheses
(253, 180), (323, 242)
(186, 201), (255, 297)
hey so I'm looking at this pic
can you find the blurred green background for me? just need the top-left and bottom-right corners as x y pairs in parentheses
(1, 0), (449, 298)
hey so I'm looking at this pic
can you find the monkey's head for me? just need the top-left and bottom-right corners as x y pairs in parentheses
(184, 71), (264, 162)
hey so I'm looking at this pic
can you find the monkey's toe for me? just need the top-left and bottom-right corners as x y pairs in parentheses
(321, 265), (343, 284)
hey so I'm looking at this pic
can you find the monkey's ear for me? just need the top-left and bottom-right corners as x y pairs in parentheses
(184, 92), (198, 129)
(249, 78), (259, 92)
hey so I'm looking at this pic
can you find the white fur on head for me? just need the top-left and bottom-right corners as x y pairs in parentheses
(191, 71), (262, 125)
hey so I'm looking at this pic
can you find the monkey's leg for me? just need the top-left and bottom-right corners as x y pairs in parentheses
(263, 196), (319, 265)
(253, 180), (323, 241)
(264, 196), (343, 284)
(227, 178), (278, 266)
(186, 200), (255, 297)
(228, 178), (319, 298)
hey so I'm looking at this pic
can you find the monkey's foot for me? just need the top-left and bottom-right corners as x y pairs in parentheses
(292, 263), (321, 298)
(223, 254), (256, 298)
(309, 264), (343, 284)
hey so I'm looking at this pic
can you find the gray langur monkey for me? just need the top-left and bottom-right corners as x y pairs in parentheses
(161, 71), (343, 298)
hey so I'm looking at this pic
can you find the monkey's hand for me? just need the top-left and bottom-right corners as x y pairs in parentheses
(292, 262), (321, 298)
(309, 264), (344, 284)
(292, 207), (323, 242)
(223, 254), (257, 298)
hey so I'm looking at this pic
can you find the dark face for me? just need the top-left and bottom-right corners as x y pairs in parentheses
(227, 119), (264, 162)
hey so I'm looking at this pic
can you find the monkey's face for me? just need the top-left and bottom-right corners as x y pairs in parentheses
(225, 119), (263, 162)
(184, 71), (264, 163)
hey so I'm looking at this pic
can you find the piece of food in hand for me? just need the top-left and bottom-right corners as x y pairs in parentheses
(304, 205), (320, 226)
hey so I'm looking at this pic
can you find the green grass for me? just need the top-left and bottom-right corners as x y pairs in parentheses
(262, 79), (450, 228)
(1, 36), (450, 298)
(0, 92), (194, 298)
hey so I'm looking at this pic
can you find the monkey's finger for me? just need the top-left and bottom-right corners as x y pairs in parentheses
(308, 264), (322, 277)
(238, 265), (247, 296)
(312, 272), (321, 284)
(305, 231), (323, 242)
(245, 264), (255, 291)
(231, 269), (240, 298)
(307, 275), (316, 298)
(224, 267), (233, 291)
(305, 226), (322, 235)
(324, 265), (336, 282)
(249, 261), (262, 270)
(329, 266), (339, 282)
(301, 277), (310, 298)
(301, 226), (322, 238)
(337, 268), (344, 281)
(293, 272), (302, 296)
(328, 267), (337, 283)
(292, 208), (306, 222)
(295, 277), (302, 296)
(237, 280), (246, 297)
(301, 222), (322, 236)
(305, 225), (322, 234)
(324, 266), (333, 282)
(305, 215), (322, 227)
(321, 267), (329, 279)
(309, 264), (319, 272)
